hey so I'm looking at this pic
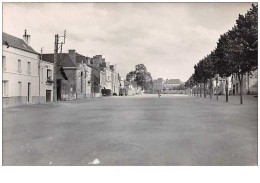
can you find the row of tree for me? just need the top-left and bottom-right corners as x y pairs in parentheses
(185, 4), (258, 104)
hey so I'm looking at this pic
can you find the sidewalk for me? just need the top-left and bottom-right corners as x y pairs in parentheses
(189, 94), (257, 106)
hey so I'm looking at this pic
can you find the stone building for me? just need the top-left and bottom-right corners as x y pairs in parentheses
(42, 52), (78, 101)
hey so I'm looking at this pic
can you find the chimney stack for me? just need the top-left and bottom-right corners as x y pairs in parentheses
(68, 49), (76, 63)
(23, 29), (31, 46)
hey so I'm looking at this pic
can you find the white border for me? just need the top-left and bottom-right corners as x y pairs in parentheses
(1, 1), (259, 183)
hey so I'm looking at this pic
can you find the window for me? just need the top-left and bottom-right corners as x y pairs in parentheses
(18, 59), (22, 72)
(2, 56), (6, 71)
(27, 62), (31, 74)
(2, 80), (8, 97)
(18, 82), (22, 96)
(47, 69), (52, 79)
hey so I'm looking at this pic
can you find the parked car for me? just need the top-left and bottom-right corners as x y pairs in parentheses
(101, 89), (112, 96)
(119, 88), (127, 96)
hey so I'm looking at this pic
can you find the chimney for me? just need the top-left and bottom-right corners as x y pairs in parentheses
(68, 49), (76, 63)
(23, 29), (31, 46)
(106, 62), (110, 68)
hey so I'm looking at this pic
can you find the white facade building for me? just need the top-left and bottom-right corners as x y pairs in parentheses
(2, 32), (40, 108)
(40, 60), (54, 102)
(2, 31), (54, 107)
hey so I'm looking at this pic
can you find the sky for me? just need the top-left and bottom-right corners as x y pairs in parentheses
(3, 3), (253, 81)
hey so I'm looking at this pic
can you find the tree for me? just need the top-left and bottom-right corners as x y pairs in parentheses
(212, 33), (234, 102)
(126, 71), (136, 82)
(196, 56), (216, 98)
(194, 63), (204, 97)
(234, 4), (258, 101)
(126, 64), (153, 90)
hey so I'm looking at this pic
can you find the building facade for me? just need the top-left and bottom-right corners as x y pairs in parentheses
(153, 78), (164, 94)
(230, 70), (258, 95)
(39, 59), (54, 102)
(2, 31), (41, 108)
(163, 79), (182, 94)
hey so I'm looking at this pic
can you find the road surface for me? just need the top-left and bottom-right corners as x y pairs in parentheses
(2, 94), (258, 165)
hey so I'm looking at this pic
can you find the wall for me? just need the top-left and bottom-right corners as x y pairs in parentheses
(40, 60), (54, 102)
(85, 65), (92, 97)
(2, 45), (40, 108)
(62, 69), (77, 100)
(153, 79), (163, 93)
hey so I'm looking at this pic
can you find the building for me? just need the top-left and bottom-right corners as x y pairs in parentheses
(152, 78), (164, 94)
(42, 51), (78, 101)
(2, 31), (41, 108)
(230, 70), (258, 95)
(110, 65), (120, 95)
(84, 57), (93, 98)
(212, 76), (232, 95)
(91, 55), (121, 96)
(163, 79), (182, 93)
(124, 80), (142, 95)
(91, 55), (105, 97)
(40, 56), (54, 102)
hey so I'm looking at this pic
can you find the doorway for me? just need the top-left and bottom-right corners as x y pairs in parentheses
(46, 90), (52, 102)
(57, 79), (61, 101)
(27, 82), (31, 103)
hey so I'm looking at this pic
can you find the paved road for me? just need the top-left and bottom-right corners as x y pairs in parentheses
(2, 94), (258, 165)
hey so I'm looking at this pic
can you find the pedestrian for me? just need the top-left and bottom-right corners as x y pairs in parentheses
(158, 90), (161, 97)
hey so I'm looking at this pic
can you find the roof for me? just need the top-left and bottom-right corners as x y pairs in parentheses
(42, 53), (77, 67)
(76, 53), (87, 64)
(154, 78), (163, 82)
(2, 32), (38, 54)
(164, 79), (182, 85)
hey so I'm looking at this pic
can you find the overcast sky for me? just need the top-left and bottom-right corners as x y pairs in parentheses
(3, 3), (253, 81)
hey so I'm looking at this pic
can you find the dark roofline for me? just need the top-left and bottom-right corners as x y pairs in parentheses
(2, 32), (39, 55)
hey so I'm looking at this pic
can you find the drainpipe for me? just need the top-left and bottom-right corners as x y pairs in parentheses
(39, 48), (43, 103)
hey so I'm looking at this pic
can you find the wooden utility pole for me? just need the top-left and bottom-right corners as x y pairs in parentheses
(53, 34), (58, 102)
(39, 47), (43, 103)
(53, 30), (66, 102)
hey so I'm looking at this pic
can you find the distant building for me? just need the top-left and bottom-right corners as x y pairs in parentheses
(163, 79), (182, 92)
(152, 78), (164, 94)
(110, 65), (120, 95)
(2, 31), (41, 108)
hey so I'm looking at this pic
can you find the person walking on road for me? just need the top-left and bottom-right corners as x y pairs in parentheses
(157, 90), (161, 97)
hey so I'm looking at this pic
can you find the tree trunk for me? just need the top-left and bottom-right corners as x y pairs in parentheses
(216, 78), (218, 100)
(238, 74), (243, 105)
(200, 83), (202, 97)
(204, 82), (206, 98)
(209, 79), (212, 99)
(225, 77), (228, 102)
(247, 72), (250, 95)
(197, 86), (199, 97)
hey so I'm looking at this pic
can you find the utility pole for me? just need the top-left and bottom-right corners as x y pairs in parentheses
(39, 47), (43, 103)
(53, 30), (66, 102)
